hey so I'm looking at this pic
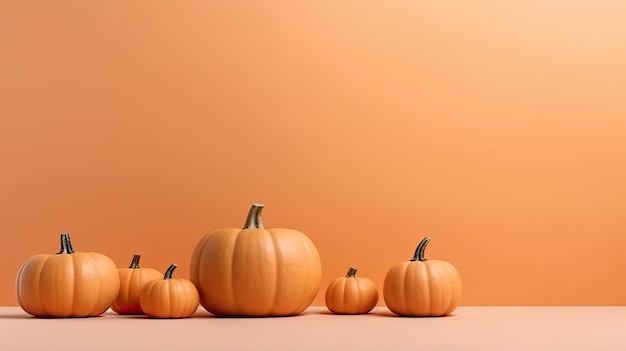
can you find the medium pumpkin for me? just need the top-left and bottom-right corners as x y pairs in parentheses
(325, 267), (379, 315)
(139, 264), (200, 318)
(383, 237), (462, 317)
(111, 254), (162, 315)
(190, 203), (322, 317)
(15, 233), (120, 317)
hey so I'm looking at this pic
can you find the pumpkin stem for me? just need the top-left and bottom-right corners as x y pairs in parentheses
(346, 267), (357, 278)
(57, 233), (76, 254)
(129, 254), (141, 269)
(164, 264), (178, 280)
(243, 203), (265, 229)
(410, 237), (431, 262)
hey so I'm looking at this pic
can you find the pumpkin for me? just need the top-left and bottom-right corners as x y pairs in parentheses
(15, 233), (120, 317)
(383, 237), (462, 317)
(190, 203), (322, 317)
(325, 267), (379, 314)
(139, 264), (199, 318)
(111, 254), (162, 315)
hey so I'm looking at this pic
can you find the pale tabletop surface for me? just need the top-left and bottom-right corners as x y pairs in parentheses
(1, 306), (625, 350)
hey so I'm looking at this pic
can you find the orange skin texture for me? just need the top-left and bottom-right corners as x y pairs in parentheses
(325, 274), (379, 314)
(139, 276), (199, 319)
(16, 252), (120, 317)
(190, 227), (322, 317)
(112, 266), (162, 315)
(383, 259), (462, 317)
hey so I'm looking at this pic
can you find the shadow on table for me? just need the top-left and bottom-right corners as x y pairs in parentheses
(123, 311), (313, 319)
(310, 308), (459, 318)
(0, 314), (107, 320)
(309, 308), (395, 317)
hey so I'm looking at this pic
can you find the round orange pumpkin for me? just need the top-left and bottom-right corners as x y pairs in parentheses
(111, 254), (162, 315)
(139, 264), (199, 318)
(383, 237), (462, 317)
(190, 203), (322, 317)
(325, 267), (379, 315)
(16, 233), (120, 317)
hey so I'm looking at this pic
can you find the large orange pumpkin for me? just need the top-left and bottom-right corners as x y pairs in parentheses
(325, 267), (379, 315)
(383, 237), (462, 317)
(190, 203), (322, 317)
(139, 264), (199, 319)
(16, 233), (120, 317)
(112, 254), (162, 315)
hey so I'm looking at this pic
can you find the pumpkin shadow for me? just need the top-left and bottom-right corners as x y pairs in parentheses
(312, 310), (333, 315)
(311, 309), (392, 317)
(0, 314), (106, 320)
(371, 309), (397, 317)
(372, 310), (459, 318)
(313, 307), (396, 317)
(198, 313), (310, 319)
(311, 311), (377, 316)
(0, 313), (34, 319)
(122, 311), (310, 319)
(123, 315), (201, 320)
(117, 308), (216, 319)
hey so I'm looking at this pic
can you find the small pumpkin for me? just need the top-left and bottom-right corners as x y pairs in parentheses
(383, 237), (462, 317)
(140, 264), (199, 318)
(15, 233), (120, 317)
(325, 267), (379, 315)
(111, 254), (162, 315)
(190, 203), (322, 317)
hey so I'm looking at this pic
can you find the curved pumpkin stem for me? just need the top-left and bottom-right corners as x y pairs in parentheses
(346, 267), (357, 278)
(57, 233), (76, 255)
(129, 254), (141, 269)
(410, 237), (431, 262)
(243, 203), (265, 229)
(164, 264), (178, 280)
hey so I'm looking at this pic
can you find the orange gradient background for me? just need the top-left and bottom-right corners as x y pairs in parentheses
(1, 1), (626, 307)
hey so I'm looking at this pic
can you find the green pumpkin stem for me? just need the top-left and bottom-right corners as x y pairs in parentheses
(410, 237), (431, 262)
(243, 203), (265, 229)
(57, 233), (76, 254)
(346, 267), (358, 278)
(129, 254), (141, 269)
(164, 264), (178, 279)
